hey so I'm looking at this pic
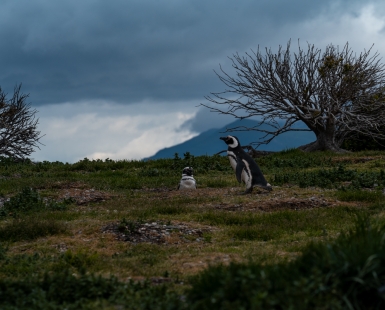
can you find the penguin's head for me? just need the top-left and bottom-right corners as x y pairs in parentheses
(220, 135), (240, 149)
(182, 166), (193, 176)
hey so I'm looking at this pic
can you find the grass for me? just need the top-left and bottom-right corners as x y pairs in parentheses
(197, 206), (358, 241)
(1, 151), (385, 308)
(187, 215), (385, 310)
(0, 216), (68, 242)
(335, 189), (385, 203)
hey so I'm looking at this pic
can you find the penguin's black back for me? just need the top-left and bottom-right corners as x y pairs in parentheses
(235, 147), (268, 187)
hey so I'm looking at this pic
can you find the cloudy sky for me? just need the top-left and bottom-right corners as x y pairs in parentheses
(1, 0), (385, 162)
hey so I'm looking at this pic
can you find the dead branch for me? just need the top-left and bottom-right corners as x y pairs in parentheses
(0, 84), (44, 159)
(203, 40), (385, 152)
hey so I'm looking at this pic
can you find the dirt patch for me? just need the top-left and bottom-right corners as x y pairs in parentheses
(46, 181), (90, 190)
(212, 196), (331, 212)
(57, 186), (115, 205)
(35, 181), (115, 205)
(102, 220), (214, 244)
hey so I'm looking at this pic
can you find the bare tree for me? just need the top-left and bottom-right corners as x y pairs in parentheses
(0, 85), (43, 159)
(202, 41), (385, 152)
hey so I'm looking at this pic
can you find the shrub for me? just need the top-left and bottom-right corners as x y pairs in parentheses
(187, 215), (385, 309)
(273, 166), (385, 189)
(0, 187), (68, 217)
(172, 153), (230, 173)
(0, 217), (67, 242)
(335, 189), (385, 203)
(0, 243), (6, 260)
(0, 269), (185, 309)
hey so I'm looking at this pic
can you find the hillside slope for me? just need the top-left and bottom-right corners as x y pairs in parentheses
(148, 119), (315, 159)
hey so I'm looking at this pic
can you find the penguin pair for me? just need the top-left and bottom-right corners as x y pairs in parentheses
(220, 135), (272, 194)
(177, 166), (197, 190)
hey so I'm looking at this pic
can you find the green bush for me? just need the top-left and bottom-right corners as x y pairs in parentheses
(258, 149), (335, 169)
(335, 189), (385, 203)
(273, 165), (385, 189)
(0, 243), (6, 260)
(0, 187), (68, 217)
(172, 153), (230, 173)
(0, 269), (185, 309)
(187, 215), (385, 309)
(62, 250), (99, 272)
(0, 217), (67, 242)
(138, 168), (163, 177)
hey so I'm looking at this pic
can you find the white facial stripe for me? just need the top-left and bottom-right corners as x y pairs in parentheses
(227, 136), (238, 148)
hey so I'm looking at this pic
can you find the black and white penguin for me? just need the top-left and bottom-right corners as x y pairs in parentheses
(177, 166), (197, 190)
(220, 135), (272, 194)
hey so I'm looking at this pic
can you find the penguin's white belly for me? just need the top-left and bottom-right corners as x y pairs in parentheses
(241, 170), (249, 183)
(241, 160), (252, 188)
(179, 176), (197, 190)
(227, 151), (237, 171)
(228, 151), (251, 186)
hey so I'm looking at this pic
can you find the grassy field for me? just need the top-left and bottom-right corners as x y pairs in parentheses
(1, 150), (385, 308)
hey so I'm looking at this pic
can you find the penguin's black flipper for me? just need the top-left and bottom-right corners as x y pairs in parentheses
(235, 159), (245, 183)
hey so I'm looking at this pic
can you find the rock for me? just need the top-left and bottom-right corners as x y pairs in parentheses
(102, 220), (213, 244)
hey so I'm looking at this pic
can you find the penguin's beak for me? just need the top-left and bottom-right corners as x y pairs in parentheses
(220, 137), (227, 141)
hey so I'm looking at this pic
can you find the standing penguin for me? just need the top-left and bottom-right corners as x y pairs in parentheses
(220, 135), (272, 194)
(178, 166), (197, 190)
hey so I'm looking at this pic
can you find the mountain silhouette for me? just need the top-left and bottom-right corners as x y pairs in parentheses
(147, 119), (315, 159)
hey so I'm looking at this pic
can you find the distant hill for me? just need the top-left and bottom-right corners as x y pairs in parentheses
(147, 119), (315, 159)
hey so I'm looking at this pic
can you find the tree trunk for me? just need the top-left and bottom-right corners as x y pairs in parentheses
(297, 131), (348, 153)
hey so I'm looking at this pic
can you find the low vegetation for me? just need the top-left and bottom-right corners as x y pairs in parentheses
(1, 150), (385, 308)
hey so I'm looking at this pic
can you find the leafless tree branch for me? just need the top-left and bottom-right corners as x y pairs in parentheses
(202, 40), (385, 152)
(0, 84), (44, 159)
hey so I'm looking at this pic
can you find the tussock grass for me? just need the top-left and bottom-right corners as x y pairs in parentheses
(335, 189), (385, 203)
(273, 165), (385, 189)
(62, 249), (100, 271)
(115, 243), (170, 268)
(0, 268), (185, 309)
(0, 187), (69, 217)
(0, 217), (67, 242)
(150, 204), (191, 215)
(204, 177), (232, 188)
(187, 215), (385, 309)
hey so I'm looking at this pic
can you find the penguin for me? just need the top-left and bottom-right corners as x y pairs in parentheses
(177, 166), (197, 190)
(220, 135), (272, 194)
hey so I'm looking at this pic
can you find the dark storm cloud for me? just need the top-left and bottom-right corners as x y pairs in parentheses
(0, 0), (372, 105)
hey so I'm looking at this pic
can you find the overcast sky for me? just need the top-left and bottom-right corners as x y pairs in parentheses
(1, 0), (385, 162)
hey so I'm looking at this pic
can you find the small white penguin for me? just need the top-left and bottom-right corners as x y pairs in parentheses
(220, 135), (272, 194)
(177, 166), (197, 190)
